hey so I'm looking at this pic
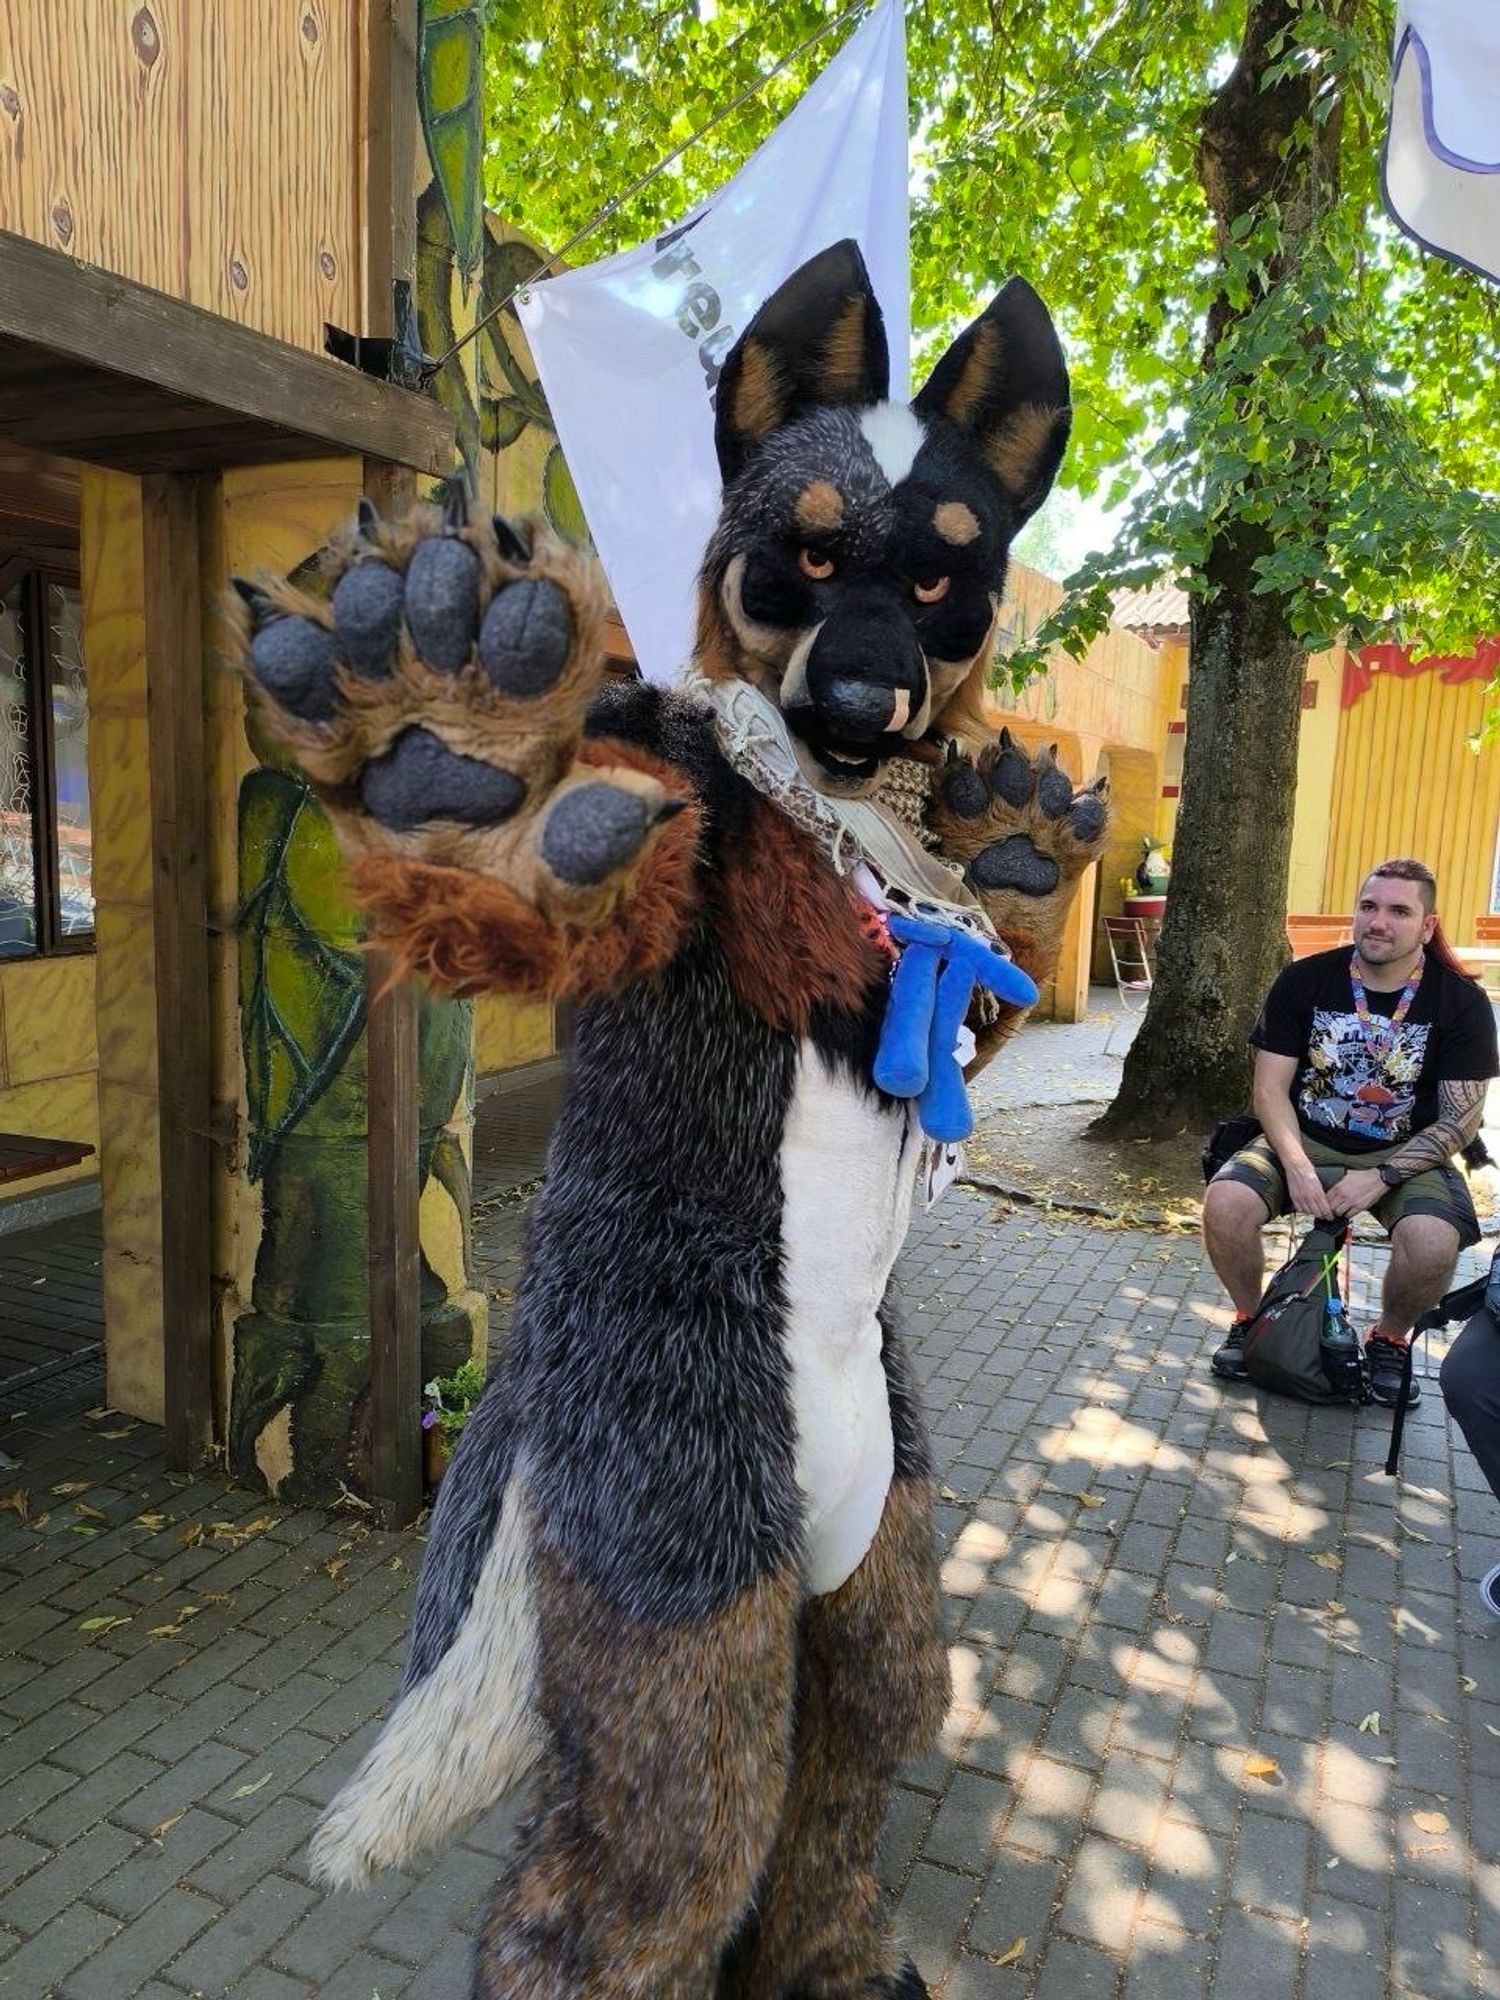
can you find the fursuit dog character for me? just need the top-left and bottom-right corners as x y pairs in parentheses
(234, 240), (1109, 1999)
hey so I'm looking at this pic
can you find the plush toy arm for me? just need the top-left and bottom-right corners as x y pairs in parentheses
(232, 500), (703, 1003)
(926, 729), (1112, 1062)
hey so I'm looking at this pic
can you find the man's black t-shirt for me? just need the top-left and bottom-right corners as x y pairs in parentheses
(1251, 948), (1499, 1154)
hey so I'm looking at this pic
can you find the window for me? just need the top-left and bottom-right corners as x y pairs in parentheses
(0, 558), (93, 958)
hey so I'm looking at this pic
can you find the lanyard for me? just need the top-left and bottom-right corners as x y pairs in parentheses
(1349, 950), (1423, 1059)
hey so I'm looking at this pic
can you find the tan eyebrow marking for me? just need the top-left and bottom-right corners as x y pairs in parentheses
(795, 481), (845, 533)
(933, 501), (980, 546)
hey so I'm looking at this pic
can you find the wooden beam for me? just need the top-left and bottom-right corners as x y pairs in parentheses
(363, 455), (422, 1527)
(362, 0), (420, 336)
(142, 472), (215, 1471)
(0, 228), (453, 476)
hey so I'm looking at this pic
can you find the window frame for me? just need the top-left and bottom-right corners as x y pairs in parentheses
(0, 547), (94, 959)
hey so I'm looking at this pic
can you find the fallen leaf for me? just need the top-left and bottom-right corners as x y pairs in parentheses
(1226, 1551), (1237, 1564)
(29, 1510), (50, 1530)
(73, 1501), (106, 1522)
(1325, 1601), (1346, 1616)
(149, 1812), (185, 1843)
(324, 1558), (347, 1580)
(178, 1524), (204, 1547)
(1325, 1856), (1340, 1869)
(1399, 1526), (1432, 1544)
(135, 1512), (169, 1530)
(1358, 1712), (1381, 1735)
(79, 1614), (132, 1636)
(1460, 1675), (1477, 1695)
(1485, 1725), (1500, 1740)
(0, 1487), (29, 1522)
(1078, 1493), (1104, 1509)
(1412, 1810), (1450, 1835)
(201, 1591), (234, 1608)
(1374, 1755), (1398, 1766)
(1310, 1552), (1342, 1572)
(69, 1523), (100, 1537)
(231, 1772), (274, 1799)
(995, 1937), (1026, 1968)
(50, 1480), (88, 1496)
(1244, 1754), (1281, 1781)
(241, 1516), (276, 1535)
(97, 1425), (136, 1440)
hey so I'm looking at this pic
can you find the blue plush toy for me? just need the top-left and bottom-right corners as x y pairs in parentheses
(873, 913), (1038, 1142)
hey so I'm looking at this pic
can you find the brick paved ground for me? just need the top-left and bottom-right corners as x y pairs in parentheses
(2, 1010), (1497, 1996)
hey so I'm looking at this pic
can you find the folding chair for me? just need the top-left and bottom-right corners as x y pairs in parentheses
(1103, 915), (1155, 1011)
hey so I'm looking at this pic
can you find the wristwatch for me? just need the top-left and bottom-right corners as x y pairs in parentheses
(1377, 1162), (1404, 1189)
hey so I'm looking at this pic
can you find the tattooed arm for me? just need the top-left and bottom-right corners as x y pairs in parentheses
(1379, 1078), (1489, 1179)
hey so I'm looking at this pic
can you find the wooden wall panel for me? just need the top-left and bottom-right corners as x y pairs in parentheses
(1324, 673), (1500, 938)
(1, 1), (360, 354)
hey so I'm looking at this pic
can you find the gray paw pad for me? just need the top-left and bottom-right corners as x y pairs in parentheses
(332, 563), (404, 679)
(540, 784), (650, 886)
(360, 728), (525, 832)
(249, 616), (341, 722)
(940, 763), (989, 818)
(1037, 764), (1075, 818)
(479, 578), (573, 697)
(969, 834), (1060, 896)
(403, 538), (481, 672)
(989, 744), (1033, 808)
(1069, 795), (1107, 841)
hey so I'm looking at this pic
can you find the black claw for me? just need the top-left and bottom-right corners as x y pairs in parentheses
(651, 798), (687, 825)
(440, 480), (470, 536)
(540, 784), (651, 886)
(940, 762), (989, 819)
(403, 536), (481, 672)
(944, 737), (963, 765)
(356, 497), (380, 536)
(478, 577), (573, 697)
(231, 575), (276, 622)
(969, 834), (1060, 897)
(359, 728), (525, 832)
(492, 514), (532, 564)
(248, 615), (341, 722)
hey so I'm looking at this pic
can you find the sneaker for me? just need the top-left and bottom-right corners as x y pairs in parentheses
(1480, 1564), (1500, 1623)
(1366, 1334), (1419, 1407)
(1210, 1318), (1251, 1381)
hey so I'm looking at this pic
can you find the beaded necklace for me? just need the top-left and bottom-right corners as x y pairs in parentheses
(1348, 949), (1424, 1060)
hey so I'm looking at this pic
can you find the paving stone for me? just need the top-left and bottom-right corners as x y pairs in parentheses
(165, 1874), (319, 1995)
(922, 1768), (1010, 1874)
(62, 1886), (219, 1999)
(1057, 1834), (1148, 1948)
(93, 1808), (238, 1918)
(1121, 1922), (1211, 1998)
(0, 1902), (118, 1993)
(24, 1747), (162, 1845)
(0, 1819), (137, 1934)
(316, 1949), (414, 2000)
(372, 1848), (512, 1964)
(969, 1845), (1065, 1963)
(1231, 1807), (1313, 1923)
(271, 1869), (417, 1981)
(893, 1862), (981, 1986)
(1032, 1935), (1121, 1996)
(1208, 1904), (1304, 1999)
(113, 1743), (248, 1837)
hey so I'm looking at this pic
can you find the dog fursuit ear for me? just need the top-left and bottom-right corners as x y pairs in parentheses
(713, 238), (890, 485)
(913, 276), (1070, 526)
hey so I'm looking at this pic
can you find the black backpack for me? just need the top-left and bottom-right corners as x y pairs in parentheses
(1242, 1224), (1371, 1405)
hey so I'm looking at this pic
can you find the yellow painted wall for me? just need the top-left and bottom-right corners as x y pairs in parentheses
(1323, 666), (1500, 936)
(1287, 649), (1343, 913)
(0, 952), (98, 1191)
(0, 0), (361, 353)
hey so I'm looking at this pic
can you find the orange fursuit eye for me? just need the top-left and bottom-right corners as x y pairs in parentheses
(798, 548), (836, 580)
(913, 576), (950, 604)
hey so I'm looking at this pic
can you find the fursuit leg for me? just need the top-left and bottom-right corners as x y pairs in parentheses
(721, 1474), (950, 2000)
(474, 1546), (800, 2000)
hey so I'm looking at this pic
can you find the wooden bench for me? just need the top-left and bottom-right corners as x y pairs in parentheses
(1286, 914), (1353, 957)
(0, 1132), (95, 1186)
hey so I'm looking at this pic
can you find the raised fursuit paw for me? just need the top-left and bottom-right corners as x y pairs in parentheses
(231, 498), (695, 992)
(927, 727), (1110, 967)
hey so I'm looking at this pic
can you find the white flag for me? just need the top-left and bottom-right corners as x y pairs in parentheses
(1384, 2), (1500, 284)
(517, 0), (909, 684)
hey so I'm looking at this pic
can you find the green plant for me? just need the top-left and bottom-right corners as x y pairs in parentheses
(422, 1358), (487, 1443)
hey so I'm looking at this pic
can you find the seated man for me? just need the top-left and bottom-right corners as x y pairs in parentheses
(1203, 858), (1496, 1405)
(1440, 1256), (1500, 1621)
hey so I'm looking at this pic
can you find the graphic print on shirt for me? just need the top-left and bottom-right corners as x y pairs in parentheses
(1299, 1009), (1428, 1141)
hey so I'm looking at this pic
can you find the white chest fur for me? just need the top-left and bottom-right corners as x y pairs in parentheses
(780, 1044), (923, 1596)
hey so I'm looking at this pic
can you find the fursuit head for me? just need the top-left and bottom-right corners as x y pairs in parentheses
(233, 240), (1110, 1999)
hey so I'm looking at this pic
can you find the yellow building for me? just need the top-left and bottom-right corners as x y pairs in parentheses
(1112, 585), (1500, 941)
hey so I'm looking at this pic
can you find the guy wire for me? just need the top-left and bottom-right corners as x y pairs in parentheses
(418, 0), (870, 385)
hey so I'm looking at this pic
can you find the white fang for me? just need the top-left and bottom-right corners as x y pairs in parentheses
(859, 404), (925, 487)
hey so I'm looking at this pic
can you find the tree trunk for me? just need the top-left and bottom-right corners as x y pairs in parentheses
(1093, 0), (1348, 1141)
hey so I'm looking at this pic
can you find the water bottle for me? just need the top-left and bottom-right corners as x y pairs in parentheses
(1321, 1293), (1362, 1397)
